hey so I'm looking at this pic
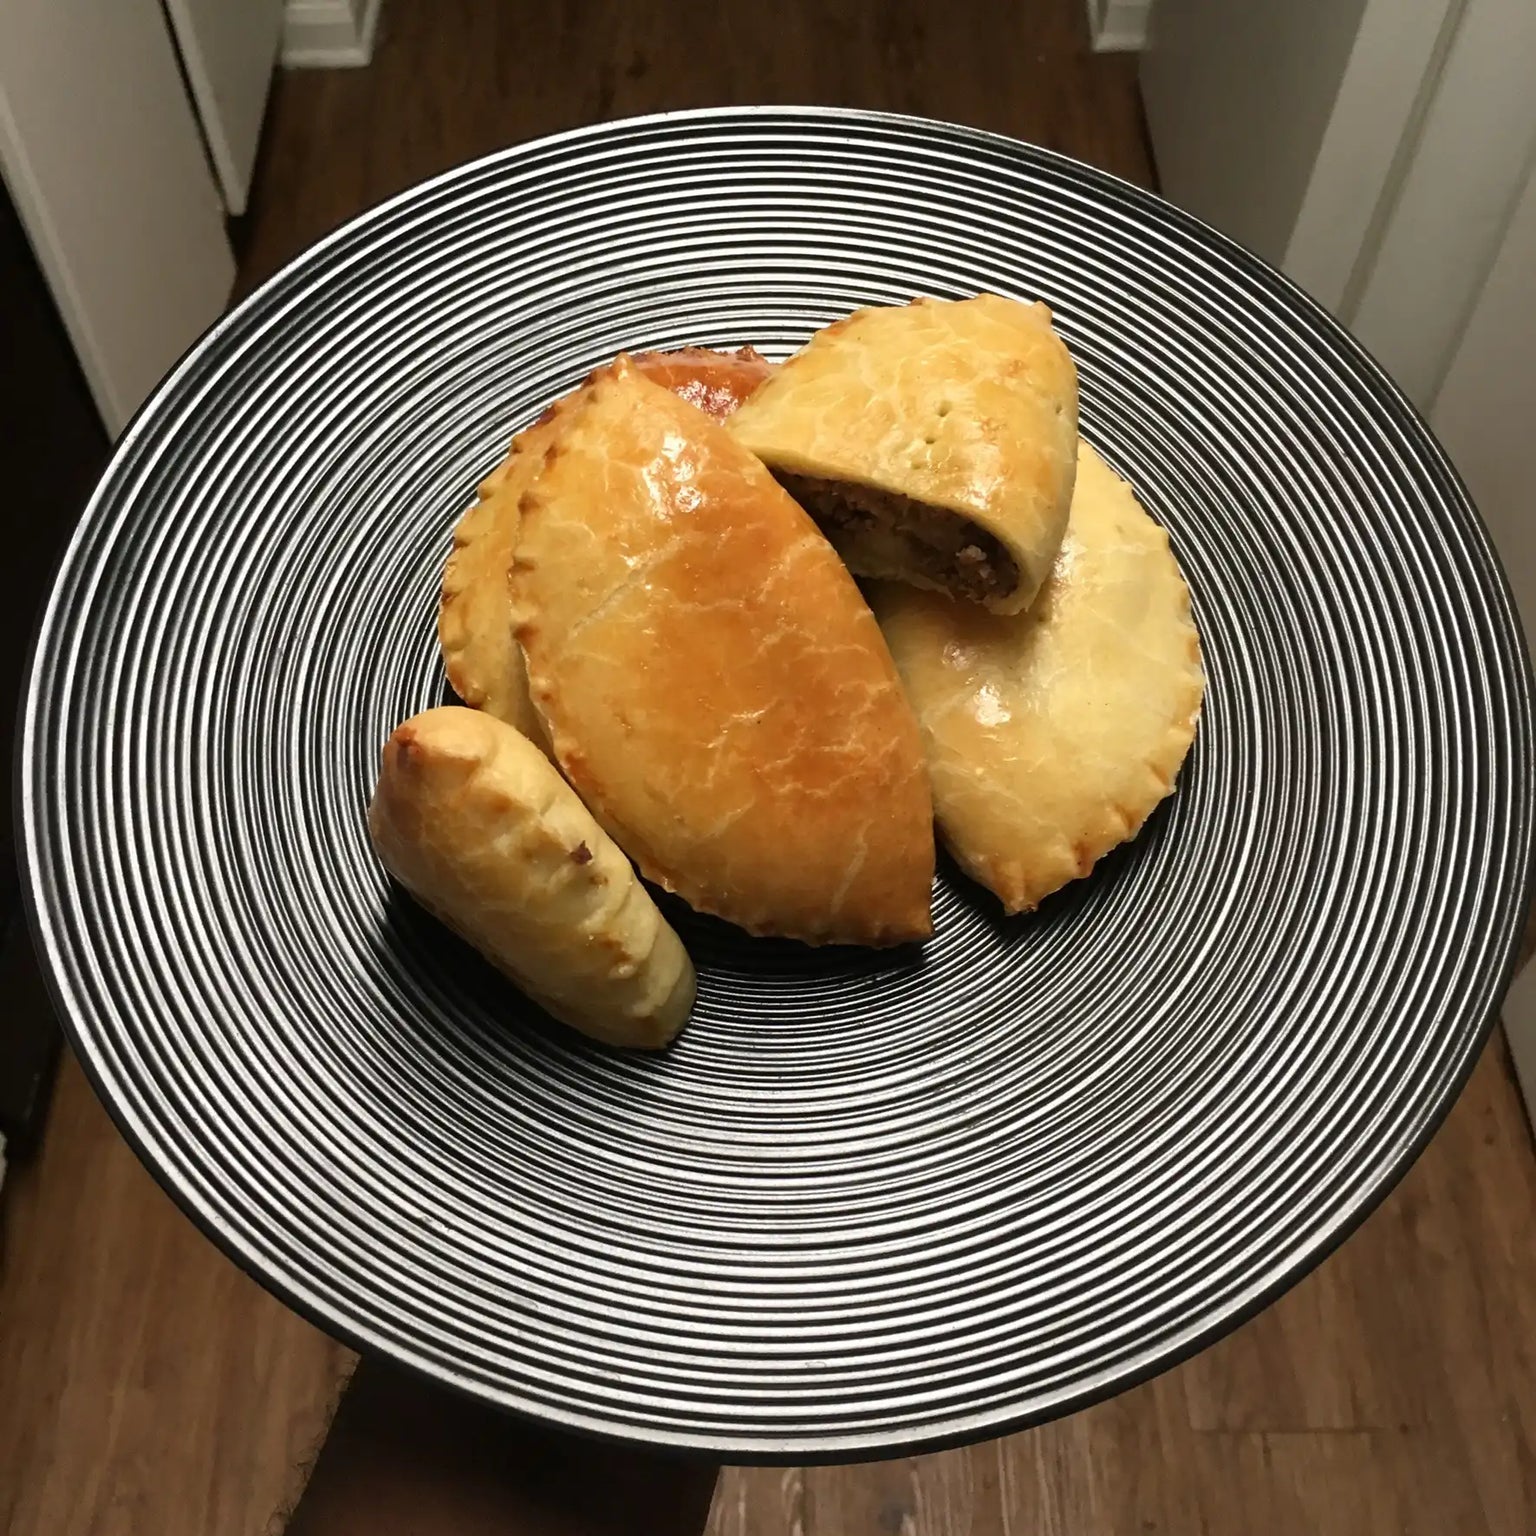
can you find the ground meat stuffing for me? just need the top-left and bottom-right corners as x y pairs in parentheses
(776, 472), (1018, 603)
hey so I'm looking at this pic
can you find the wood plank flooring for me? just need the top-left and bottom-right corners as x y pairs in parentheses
(0, 1056), (348, 1536)
(3, 2), (1533, 1532)
(710, 1024), (1536, 1535)
(232, 0), (1151, 300)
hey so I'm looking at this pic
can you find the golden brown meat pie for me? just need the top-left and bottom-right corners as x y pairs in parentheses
(437, 346), (775, 743)
(511, 359), (935, 946)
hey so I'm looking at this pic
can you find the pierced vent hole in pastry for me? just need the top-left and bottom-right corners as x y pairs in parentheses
(777, 471), (1020, 605)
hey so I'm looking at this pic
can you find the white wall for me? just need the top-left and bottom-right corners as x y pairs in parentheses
(1347, 0), (1536, 407)
(0, 0), (235, 435)
(1139, 0), (1536, 640)
(1139, 0), (1370, 263)
(1433, 157), (1536, 648)
(1281, 0), (1459, 316)
(1141, 0), (1536, 419)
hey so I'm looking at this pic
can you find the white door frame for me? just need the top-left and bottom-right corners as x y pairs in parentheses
(0, 0), (235, 437)
(162, 0), (285, 216)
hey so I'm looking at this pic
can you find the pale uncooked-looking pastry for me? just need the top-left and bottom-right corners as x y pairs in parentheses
(728, 294), (1078, 616)
(872, 440), (1204, 913)
(437, 416), (561, 742)
(437, 347), (774, 743)
(511, 358), (935, 947)
(368, 706), (695, 1048)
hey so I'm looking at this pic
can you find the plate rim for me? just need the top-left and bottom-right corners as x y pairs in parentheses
(16, 103), (1536, 1462)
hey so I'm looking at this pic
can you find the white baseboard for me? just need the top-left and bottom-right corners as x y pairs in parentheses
(1086, 0), (1152, 52)
(282, 0), (383, 69)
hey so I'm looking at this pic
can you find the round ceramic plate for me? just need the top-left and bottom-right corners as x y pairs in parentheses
(19, 108), (1534, 1459)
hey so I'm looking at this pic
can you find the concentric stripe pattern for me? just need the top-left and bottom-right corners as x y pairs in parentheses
(19, 110), (1534, 1457)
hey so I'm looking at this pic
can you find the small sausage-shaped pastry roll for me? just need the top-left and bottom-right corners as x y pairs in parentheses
(368, 707), (696, 1048)
(728, 294), (1078, 615)
(872, 441), (1204, 913)
(438, 347), (775, 744)
(512, 359), (935, 947)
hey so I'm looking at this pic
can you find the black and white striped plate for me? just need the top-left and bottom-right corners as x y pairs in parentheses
(18, 108), (1533, 1458)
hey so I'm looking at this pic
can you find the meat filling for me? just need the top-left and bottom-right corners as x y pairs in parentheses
(777, 473), (1019, 604)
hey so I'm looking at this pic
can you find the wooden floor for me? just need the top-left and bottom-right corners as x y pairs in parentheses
(3, 2), (1534, 1532)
